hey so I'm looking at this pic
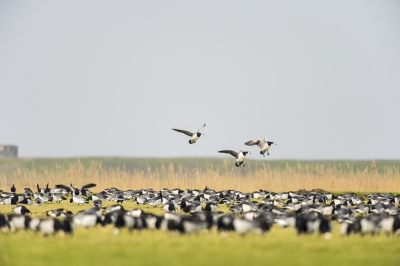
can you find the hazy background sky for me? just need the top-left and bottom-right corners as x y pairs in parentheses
(1, 1), (399, 159)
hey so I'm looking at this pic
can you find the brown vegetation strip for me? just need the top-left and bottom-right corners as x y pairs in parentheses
(1, 161), (399, 193)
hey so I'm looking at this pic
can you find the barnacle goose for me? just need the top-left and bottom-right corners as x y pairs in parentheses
(114, 213), (144, 234)
(47, 208), (73, 217)
(162, 203), (176, 212)
(172, 124), (206, 144)
(203, 202), (218, 212)
(0, 195), (18, 205)
(10, 183), (16, 193)
(146, 191), (163, 208)
(93, 199), (102, 208)
(23, 188), (33, 197)
(38, 218), (74, 236)
(7, 214), (31, 232)
(55, 183), (96, 197)
(0, 214), (9, 232)
(104, 204), (125, 213)
(12, 205), (31, 215)
(69, 195), (89, 205)
(73, 208), (102, 228)
(245, 136), (276, 156)
(218, 150), (251, 167)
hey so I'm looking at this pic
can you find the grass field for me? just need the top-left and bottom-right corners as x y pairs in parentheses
(1, 157), (400, 266)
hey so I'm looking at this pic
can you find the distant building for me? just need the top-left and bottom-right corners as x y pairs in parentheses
(0, 145), (18, 158)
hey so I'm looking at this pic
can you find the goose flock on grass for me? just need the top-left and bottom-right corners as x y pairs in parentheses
(1, 183), (400, 237)
(1, 125), (399, 237)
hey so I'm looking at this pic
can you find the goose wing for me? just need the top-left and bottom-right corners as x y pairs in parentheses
(218, 150), (239, 158)
(81, 183), (97, 190)
(172, 128), (194, 136)
(245, 139), (265, 149)
(55, 184), (74, 194)
(197, 124), (206, 132)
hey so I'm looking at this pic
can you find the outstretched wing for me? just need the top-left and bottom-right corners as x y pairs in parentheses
(55, 184), (73, 194)
(197, 124), (206, 132)
(245, 139), (265, 149)
(81, 183), (97, 190)
(218, 150), (239, 159)
(172, 128), (194, 137)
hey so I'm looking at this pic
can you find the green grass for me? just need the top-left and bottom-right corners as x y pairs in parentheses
(1, 226), (400, 266)
(1, 199), (400, 266)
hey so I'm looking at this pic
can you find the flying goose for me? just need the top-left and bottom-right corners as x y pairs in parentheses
(218, 150), (251, 167)
(245, 136), (276, 156)
(172, 124), (206, 144)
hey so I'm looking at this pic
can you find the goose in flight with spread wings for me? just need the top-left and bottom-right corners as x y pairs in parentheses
(172, 124), (206, 144)
(245, 136), (276, 156)
(218, 150), (251, 167)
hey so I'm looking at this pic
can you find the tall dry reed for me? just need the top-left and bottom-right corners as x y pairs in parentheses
(1, 161), (399, 193)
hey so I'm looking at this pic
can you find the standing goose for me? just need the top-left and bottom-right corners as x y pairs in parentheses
(245, 136), (276, 156)
(10, 184), (16, 193)
(55, 183), (95, 205)
(218, 150), (251, 167)
(172, 124), (206, 144)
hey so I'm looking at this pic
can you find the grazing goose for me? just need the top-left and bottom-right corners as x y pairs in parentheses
(172, 124), (206, 144)
(38, 218), (74, 236)
(245, 136), (276, 156)
(0, 195), (18, 205)
(69, 195), (89, 205)
(93, 199), (102, 208)
(146, 191), (163, 208)
(47, 208), (73, 217)
(203, 202), (218, 212)
(23, 188), (33, 197)
(218, 150), (251, 167)
(12, 205), (31, 215)
(73, 208), (102, 228)
(34, 198), (42, 206)
(7, 214), (31, 232)
(114, 213), (144, 234)
(104, 204), (125, 213)
(38, 218), (61, 236)
(162, 203), (176, 212)
(52, 193), (66, 203)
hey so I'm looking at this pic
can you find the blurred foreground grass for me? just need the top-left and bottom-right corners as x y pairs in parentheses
(1, 220), (399, 266)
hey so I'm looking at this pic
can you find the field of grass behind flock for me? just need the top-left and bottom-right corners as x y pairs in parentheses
(1, 157), (400, 266)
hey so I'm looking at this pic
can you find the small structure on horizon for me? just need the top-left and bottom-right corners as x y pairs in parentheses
(0, 145), (18, 158)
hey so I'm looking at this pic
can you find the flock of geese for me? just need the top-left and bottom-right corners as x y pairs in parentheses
(1, 182), (400, 237)
(172, 124), (277, 167)
(1, 125), (399, 237)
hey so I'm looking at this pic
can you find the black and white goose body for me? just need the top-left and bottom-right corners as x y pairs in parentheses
(245, 136), (276, 156)
(172, 124), (206, 144)
(218, 150), (251, 167)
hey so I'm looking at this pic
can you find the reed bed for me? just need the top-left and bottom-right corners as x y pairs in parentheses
(1, 160), (399, 193)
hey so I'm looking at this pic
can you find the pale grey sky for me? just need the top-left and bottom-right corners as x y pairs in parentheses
(1, 1), (399, 159)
